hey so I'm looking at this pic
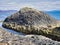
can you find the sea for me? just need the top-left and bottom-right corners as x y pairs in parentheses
(0, 10), (60, 35)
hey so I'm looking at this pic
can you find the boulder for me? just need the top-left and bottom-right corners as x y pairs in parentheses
(2, 7), (60, 41)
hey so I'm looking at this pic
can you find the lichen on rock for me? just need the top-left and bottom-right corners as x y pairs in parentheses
(2, 7), (60, 41)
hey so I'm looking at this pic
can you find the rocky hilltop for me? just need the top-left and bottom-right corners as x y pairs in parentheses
(3, 7), (57, 25)
(2, 7), (60, 41)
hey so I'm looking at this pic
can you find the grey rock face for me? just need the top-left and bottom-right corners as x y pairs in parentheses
(3, 7), (57, 26)
(2, 7), (60, 41)
(2, 7), (57, 33)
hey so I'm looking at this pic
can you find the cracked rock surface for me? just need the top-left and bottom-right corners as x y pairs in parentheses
(0, 28), (60, 45)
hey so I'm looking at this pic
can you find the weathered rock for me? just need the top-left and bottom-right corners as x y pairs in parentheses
(2, 7), (60, 41)
(2, 7), (57, 30)
(3, 7), (57, 25)
(0, 28), (60, 45)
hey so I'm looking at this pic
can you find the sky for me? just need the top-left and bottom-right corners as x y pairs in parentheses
(0, 0), (60, 11)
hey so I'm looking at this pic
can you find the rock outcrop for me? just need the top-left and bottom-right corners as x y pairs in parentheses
(2, 7), (60, 41)
(0, 28), (60, 45)
(3, 7), (57, 25)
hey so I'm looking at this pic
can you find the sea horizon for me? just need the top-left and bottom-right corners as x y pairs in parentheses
(0, 10), (60, 21)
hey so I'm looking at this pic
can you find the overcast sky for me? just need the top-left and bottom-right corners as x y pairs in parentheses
(0, 0), (60, 11)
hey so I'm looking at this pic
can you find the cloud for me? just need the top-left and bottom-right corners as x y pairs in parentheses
(0, 0), (60, 11)
(33, 1), (60, 11)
